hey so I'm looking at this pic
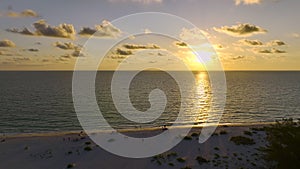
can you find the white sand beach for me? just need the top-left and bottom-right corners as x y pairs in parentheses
(0, 125), (269, 169)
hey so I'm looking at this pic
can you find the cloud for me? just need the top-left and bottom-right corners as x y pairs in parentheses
(122, 43), (160, 49)
(214, 23), (267, 37)
(79, 20), (121, 38)
(115, 48), (133, 55)
(174, 41), (188, 47)
(239, 39), (263, 46)
(54, 42), (77, 50)
(6, 28), (35, 35)
(144, 28), (152, 34)
(33, 20), (76, 39)
(232, 55), (245, 60)
(292, 33), (300, 38)
(71, 48), (85, 57)
(179, 28), (206, 40)
(108, 0), (162, 4)
(256, 49), (272, 54)
(235, 0), (262, 5)
(57, 55), (71, 62)
(41, 59), (50, 62)
(4, 9), (38, 18)
(0, 39), (16, 47)
(27, 48), (39, 52)
(254, 48), (287, 54)
(269, 40), (286, 46)
(13, 57), (31, 62)
(213, 44), (226, 50)
(272, 48), (286, 53)
(7, 20), (76, 39)
(20, 9), (39, 17)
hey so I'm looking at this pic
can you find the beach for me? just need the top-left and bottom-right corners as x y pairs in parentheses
(0, 124), (269, 169)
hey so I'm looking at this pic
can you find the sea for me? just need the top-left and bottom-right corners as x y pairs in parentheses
(0, 71), (299, 134)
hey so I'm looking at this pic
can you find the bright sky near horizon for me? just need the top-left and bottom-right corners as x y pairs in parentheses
(0, 0), (299, 70)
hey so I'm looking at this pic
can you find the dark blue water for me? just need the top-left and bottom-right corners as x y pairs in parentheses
(0, 71), (299, 134)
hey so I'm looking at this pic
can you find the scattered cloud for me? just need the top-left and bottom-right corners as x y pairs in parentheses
(79, 20), (121, 38)
(54, 42), (77, 50)
(57, 55), (71, 62)
(115, 48), (133, 55)
(268, 40), (286, 46)
(174, 41), (188, 47)
(13, 57), (31, 62)
(179, 28), (206, 41)
(214, 23), (267, 37)
(0, 39), (16, 47)
(33, 20), (76, 39)
(71, 48), (85, 57)
(108, 0), (162, 4)
(272, 48), (286, 53)
(239, 39), (263, 46)
(3, 9), (38, 18)
(6, 28), (35, 35)
(254, 48), (287, 54)
(122, 43), (160, 49)
(27, 48), (39, 52)
(213, 44), (226, 50)
(235, 0), (262, 5)
(292, 33), (300, 38)
(7, 20), (76, 39)
(232, 55), (245, 60)
(256, 49), (272, 54)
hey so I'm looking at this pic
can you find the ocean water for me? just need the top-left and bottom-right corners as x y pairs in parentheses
(0, 71), (299, 134)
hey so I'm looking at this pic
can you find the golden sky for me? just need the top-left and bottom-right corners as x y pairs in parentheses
(0, 0), (299, 70)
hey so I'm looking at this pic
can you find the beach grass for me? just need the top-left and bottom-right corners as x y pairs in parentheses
(261, 118), (300, 169)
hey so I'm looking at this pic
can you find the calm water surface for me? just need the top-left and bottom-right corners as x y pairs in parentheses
(0, 71), (299, 133)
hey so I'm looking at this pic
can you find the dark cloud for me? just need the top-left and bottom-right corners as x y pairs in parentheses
(54, 42), (77, 50)
(79, 20), (121, 38)
(270, 40), (286, 46)
(27, 48), (39, 52)
(0, 39), (16, 47)
(272, 48), (286, 53)
(174, 41), (188, 47)
(214, 23), (267, 37)
(122, 43), (160, 49)
(239, 39), (263, 46)
(255, 48), (287, 54)
(41, 59), (50, 62)
(232, 55), (245, 60)
(115, 48), (132, 55)
(214, 44), (228, 50)
(257, 49), (272, 53)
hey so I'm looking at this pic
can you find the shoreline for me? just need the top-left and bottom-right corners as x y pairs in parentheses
(0, 122), (274, 139)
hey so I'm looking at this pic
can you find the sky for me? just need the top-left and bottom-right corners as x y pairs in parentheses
(0, 0), (299, 70)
